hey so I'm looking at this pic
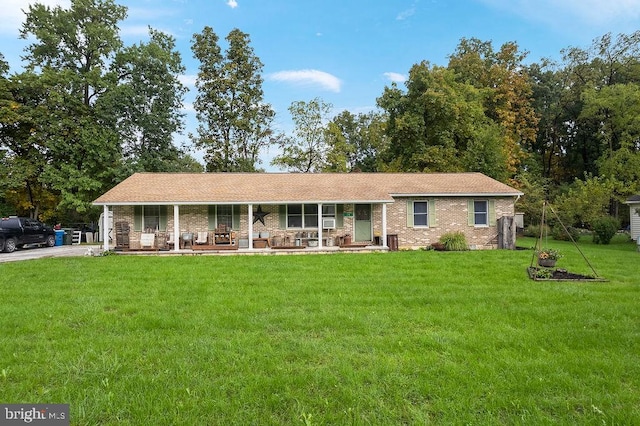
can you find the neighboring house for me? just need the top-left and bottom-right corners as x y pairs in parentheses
(93, 172), (523, 252)
(626, 195), (640, 241)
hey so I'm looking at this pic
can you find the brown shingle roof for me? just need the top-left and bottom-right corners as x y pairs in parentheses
(93, 172), (523, 205)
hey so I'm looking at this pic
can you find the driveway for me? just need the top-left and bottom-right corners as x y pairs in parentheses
(0, 245), (101, 263)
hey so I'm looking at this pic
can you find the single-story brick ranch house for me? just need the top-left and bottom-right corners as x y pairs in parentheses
(93, 172), (523, 252)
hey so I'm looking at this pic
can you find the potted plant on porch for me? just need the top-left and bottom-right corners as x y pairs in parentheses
(537, 248), (562, 267)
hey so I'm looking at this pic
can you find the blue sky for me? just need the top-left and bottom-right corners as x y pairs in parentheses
(2, 0), (640, 168)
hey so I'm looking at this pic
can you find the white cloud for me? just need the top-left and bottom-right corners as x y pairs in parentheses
(268, 69), (342, 93)
(479, 0), (640, 27)
(0, 0), (70, 35)
(179, 74), (198, 88)
(119, 25), (152, 37)
(396, 7), (416, 21)
(383, 72), (407, 83)
(181, 102), (196, 113)
(226, 0), (238, 9)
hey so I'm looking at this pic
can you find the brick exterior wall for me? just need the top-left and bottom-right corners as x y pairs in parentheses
(111, 196), (516, 250)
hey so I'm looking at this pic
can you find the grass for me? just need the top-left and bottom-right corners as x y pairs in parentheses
(0, 235), (639, 424)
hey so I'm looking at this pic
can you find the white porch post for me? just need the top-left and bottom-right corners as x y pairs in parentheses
(317, 203), (323, 249)
(382, 203), (388, 248)
(173, 205), (180, 252)
(248, 203), (254, 249)
(103, 205), (110, 251)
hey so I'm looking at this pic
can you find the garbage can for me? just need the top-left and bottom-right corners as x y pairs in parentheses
(387, 234), (398, 251)
(637, 236), (640, 252)
(54, 230), (65, 246)
(63, 229), (73, 245)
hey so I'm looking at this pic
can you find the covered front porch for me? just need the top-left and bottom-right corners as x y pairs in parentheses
(99, 201), (391, 253)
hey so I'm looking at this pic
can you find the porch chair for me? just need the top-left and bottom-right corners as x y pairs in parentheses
(166, 232), (175, 248)
(195, 231), (208, 245)
(139, 233), (155, 249)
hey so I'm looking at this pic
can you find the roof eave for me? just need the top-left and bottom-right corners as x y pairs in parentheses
(93, 199), (394, 206)
(389, 192), (524, 197)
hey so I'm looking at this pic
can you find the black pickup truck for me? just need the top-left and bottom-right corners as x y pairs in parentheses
(0, 217), (56, 253)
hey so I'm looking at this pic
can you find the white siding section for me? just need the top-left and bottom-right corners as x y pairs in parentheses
(630, 203), (640, 241)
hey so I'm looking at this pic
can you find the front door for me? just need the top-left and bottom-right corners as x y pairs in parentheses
(354, 204), (372, 242)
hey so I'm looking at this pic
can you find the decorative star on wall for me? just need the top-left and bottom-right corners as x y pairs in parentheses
(253, 205), (269, 225)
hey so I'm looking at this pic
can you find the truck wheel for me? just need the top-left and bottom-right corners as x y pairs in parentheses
(46, 235), (56, 247)
(4, 238), (16, 253)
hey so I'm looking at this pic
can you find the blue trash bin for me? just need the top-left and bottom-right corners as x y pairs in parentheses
(55, 229), (65, 246)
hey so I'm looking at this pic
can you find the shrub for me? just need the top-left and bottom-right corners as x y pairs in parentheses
(591, 216), (620, 245)
(523, 224), (551, 238)
(552, 225), (581, 242)
(439, 231), (468, 251)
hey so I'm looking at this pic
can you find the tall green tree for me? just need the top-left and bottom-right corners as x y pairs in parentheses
(191, 27), (277, 172)
(324, 111), (387, 172)
(3, 0), (190, 221)
(18, 0), (127, 214)
(0, 71), (58, 219)
(272, 98), (332, 173)
(377, 62), (509, 179)
(101, 28), (187, 173)
(448, 38), (538, 175)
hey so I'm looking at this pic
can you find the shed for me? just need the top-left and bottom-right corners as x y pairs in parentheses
(626, 195), (640, 241)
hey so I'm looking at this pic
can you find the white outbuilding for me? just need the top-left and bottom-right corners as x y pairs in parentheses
(626, 195), (640, 242)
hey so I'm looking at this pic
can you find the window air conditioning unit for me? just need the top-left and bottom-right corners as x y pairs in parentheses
(322, 218), (336, 229)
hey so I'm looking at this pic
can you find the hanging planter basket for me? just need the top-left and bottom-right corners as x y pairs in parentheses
(537, 257), (556, 268)
(528, 201), (605, 282)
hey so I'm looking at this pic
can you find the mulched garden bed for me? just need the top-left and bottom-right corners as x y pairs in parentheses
(527, 267), (607, 282)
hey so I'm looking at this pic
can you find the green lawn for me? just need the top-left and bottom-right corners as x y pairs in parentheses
(1, 235), (639, 424)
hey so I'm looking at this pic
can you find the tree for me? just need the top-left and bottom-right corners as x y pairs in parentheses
(377, 62), (509, 179)
(448, 38), (538, 175)
(0, 71), (58, 219)
(272, 98), (332, 173)
(324, 110), (387, 172)
(580, 83), (640, 154)
(5, 0), (191, 221)
(191, 27), (277, 172)
(554, 175), (614, 227)
(100, 28), (187, 173)
(18, 0), (127, 214)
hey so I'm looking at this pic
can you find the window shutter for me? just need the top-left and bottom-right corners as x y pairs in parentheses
(406, 200), (414, 227)
(208, 205), (216, 230)
(279, 205), (287, 229)
(467, 200), (475, 226)
(428, 199), (436, 227)
(134, 206), (142, 231)
(489, 200), (496, 225)
(232, 206), (240, 230)
(336, 204), (344, 228)
(159, 206), (168, 231)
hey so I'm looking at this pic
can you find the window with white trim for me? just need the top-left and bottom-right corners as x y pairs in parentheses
(143, 206), (160, 231)
(135, 205), (167, 232)
(413, 201), (429, 227)
(217, 205), (233, 229)
(287, 204), (321, 228)
(322, 204), (336, 219)
(474, 200), (488, 226)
